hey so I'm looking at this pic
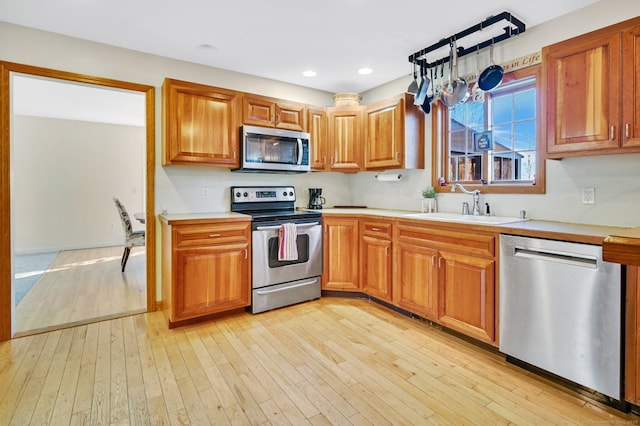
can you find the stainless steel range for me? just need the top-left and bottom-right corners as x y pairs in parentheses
(231, 186), (322, 314)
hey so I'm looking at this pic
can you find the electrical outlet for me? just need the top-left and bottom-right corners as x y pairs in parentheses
(581, 187), (595, 205)
(201, 188), (209, 199)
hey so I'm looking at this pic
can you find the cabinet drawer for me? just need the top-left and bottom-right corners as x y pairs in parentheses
(361, 220), (393, 239)
(396, 222), (495, 258)
(174, 223), (249, 248)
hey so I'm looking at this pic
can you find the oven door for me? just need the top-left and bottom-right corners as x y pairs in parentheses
(252, 220), (322, 288)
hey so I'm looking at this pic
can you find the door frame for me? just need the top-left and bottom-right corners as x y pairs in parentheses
(0, 61), (156, 341)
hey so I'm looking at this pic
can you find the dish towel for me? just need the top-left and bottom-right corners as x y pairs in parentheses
(278, 223), (298, 261)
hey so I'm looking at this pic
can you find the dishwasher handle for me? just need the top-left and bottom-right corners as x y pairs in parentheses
(514, 246), (598, 269)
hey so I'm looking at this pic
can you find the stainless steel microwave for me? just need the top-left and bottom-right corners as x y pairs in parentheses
(233, 125), (311, 173)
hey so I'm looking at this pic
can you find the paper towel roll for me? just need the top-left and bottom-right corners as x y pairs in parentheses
(375, 173), (402, 181)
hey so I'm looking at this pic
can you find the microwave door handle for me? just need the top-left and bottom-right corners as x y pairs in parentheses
(297, 138), (303, 165)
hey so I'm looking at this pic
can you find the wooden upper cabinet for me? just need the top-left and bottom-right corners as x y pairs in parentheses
(544, 17), (640, 157)
(327, 106), (365, 172)
(622, 23), (640, 148)
(307, 107), (329, 170)
(365, 93), (424, 170)
(242, 94), (305, 131)
(162, 78), (239, 167)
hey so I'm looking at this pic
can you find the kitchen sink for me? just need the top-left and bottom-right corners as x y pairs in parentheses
(403, 212), (528, 225)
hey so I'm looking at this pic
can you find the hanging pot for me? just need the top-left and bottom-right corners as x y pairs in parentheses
(413, 61), (430, 106)
(440, 41), (469, 108)
(478, 41), (504, 91)
(407, 61), (419, 94)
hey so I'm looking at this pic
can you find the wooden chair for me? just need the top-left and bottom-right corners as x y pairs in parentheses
(113, 197), (145, 272)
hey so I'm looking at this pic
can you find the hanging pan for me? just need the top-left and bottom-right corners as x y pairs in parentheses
(413, 61), (430, 107)
(478, 41), (504, 91)
(407, 61), (419, 94)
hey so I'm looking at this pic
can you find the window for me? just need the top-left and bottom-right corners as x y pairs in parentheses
(433, 65), (544, 194)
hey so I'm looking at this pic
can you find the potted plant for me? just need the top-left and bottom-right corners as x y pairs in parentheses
(421, 186), (437, 213)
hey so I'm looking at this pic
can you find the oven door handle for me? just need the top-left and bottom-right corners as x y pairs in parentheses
(255, 280), (318, 295)
(255, 222), (320, 231)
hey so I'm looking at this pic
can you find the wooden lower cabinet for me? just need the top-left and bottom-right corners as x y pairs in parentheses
(322, 215), (498, 345)
(438, 251), (496, 344)
(361, 220), (393, 302)
(625, 266), (640, 404)
(162, 219), (251, 325)
(322, 216), (360, 291)
(394, 221), (497, 344)
(395, 242), (439, 320)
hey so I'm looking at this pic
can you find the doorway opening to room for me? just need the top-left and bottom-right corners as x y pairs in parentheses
(0, 62), (156, 339)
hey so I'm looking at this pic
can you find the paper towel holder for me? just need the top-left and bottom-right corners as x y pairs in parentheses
(374, 172), (402, 181)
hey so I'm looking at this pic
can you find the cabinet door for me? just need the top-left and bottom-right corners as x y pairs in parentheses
(308, 107), (328, 170)
(544, 32), (621, 154)
(361, 235), (392, 301)
(365, 97), (404, 169)
(328, 107), (364, 172)
(275, 102), (305, 131)
(243, 94), (276, 127)
(243, 94), (305, 131)
(395, 242), (438, 320)
(174, 242), (250, 320)
(322, 217), (360, 291)
(163, 78), (239, 166)
(622, 24), (640, 148)
(438, 251), (495, 344)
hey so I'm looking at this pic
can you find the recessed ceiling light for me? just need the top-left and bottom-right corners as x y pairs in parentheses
(302, 70), (317, 77)
(197, 43), (218, 52)
(358, 67), (373, 75)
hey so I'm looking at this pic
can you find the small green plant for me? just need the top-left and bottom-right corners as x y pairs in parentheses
(422, 186), (437, 198)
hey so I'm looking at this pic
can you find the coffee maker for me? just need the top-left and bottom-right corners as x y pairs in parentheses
(308, 188), (326, 209)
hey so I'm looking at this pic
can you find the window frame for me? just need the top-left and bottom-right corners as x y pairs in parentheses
(431, 64), (545, 194)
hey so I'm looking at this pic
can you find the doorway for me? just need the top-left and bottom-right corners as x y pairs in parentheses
(0, 62), (156, 340)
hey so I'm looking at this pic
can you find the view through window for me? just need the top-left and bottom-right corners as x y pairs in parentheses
(441, 65), (542, 193)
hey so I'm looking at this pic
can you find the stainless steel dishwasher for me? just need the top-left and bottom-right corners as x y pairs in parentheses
(499, 234), (622, 400)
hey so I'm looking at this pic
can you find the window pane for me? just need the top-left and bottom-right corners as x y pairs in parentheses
(492, 124), (513, 152)
(466, 102), (485, 128)
(492, 94), (512, 125)
(514, 89), (536, 120)
(514, 120), (536, 151)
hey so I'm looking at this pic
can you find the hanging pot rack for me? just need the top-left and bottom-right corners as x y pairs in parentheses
(408, 11), (526, 69)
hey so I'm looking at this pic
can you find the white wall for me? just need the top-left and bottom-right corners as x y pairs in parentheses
(356, 0), (640, 227)
(12, 115), (145, 253)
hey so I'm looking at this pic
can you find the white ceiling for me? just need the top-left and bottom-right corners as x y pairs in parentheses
(0, 0), (598, 94)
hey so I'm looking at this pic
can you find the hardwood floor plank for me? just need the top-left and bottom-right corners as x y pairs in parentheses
(0, 298), (639, 424)
(14, 246), (146, 335)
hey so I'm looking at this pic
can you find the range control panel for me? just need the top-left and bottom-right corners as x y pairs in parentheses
(231, 186), (296, 203)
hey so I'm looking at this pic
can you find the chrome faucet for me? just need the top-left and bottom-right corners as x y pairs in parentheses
(451, 183), (481, 216)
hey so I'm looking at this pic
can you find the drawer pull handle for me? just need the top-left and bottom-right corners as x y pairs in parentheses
(209, 233), (221, 238)
(372, 227), (381, 231)
(626, 123), (630, 139)
(610, 125), (616, 140)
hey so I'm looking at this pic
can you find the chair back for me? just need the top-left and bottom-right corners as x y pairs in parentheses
(113, 197), (134, 237)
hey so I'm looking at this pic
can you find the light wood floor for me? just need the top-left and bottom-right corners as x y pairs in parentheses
(0, 298), (638, 425)
(14, 246), (146, 336)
